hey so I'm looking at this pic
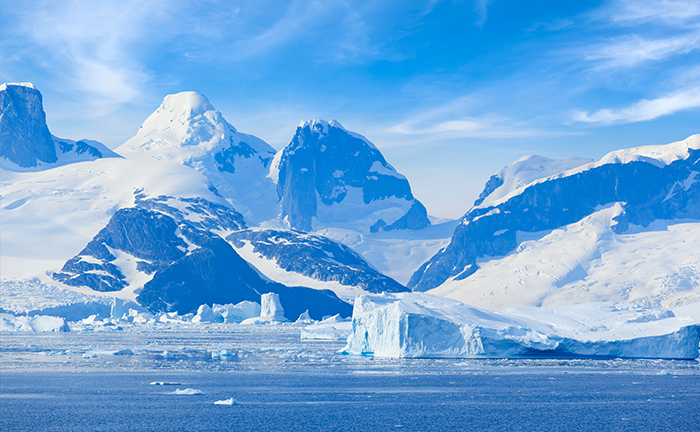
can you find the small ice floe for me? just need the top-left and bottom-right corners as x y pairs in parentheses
(169, 388), (205, 395)
(657, 370), (672, 376)
(214, 398), (240, 405)
(150, 381), (182, 386)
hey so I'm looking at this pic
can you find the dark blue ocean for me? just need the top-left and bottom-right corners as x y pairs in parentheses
(3, 369), (699, 431)
(2, 327), (698, 431)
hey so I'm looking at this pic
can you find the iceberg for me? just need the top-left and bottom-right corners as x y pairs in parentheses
(0, 313), (70, 332)
(241, 293), (287, 324)
(342, 293), (700, 359)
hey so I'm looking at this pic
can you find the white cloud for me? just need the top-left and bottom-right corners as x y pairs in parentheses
(384, 97), (541, 140)
(574, 85), (700, 123)
(582, 0), (700, 70)
(585, 32), (700, 69)
(3, 0), (171, 115)
(593, 0), (700, 26)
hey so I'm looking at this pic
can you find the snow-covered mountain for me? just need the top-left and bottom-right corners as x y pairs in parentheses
(50, 193), (351, 319)
(273, 119), (430, 232)
(117, 91), (279, 224)
(410, 135), (700, 309)
(0, 83), (120, 170)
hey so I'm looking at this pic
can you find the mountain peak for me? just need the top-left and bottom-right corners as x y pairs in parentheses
(0, 82), (36, 92)
(298, 118), (346, 135)
(157, 91), (221, 125)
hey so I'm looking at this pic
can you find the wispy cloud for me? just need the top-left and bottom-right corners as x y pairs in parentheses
(472, 0), (493, 28)
(384, 96), (542, 140)
(1, 0), (174, 115)
(584, 33), (700, 69)
(590, 0), (700, 26)
(583, 0), (700, 69)
(574, 85), (700, 123)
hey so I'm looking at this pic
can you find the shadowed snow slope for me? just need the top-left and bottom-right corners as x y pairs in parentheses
(343, 293), (700, 359)
(275, 119), (429, 232)
(411, 134), (700, 309)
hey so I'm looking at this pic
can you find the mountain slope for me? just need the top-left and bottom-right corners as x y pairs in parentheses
(273, 119), (430, 232)
(410, 134), (700, 308)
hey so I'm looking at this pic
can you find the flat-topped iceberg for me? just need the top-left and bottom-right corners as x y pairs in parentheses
(342, 293), (700, 359)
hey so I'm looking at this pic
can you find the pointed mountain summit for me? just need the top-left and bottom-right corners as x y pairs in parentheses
(1, 83), (119, 170)
(117, 91), (279, 223)
(273, 119), (430, 232)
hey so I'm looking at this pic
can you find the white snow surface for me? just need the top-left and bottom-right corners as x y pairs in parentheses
(477, 134), (700, 209)
(430, 205), (700, 310)
(343, 293), (700, 359)
(476, 155), (593, 208)
(0, 82), (35, 91)
(315, 220), (457, 285)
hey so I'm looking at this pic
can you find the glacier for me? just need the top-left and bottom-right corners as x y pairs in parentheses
(343, 293), (700, 359)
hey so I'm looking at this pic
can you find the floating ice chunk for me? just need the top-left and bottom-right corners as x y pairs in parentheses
(150, 382), (182, 386)
(241, 293), (287, 324)
(295, 310), (313, 324)
(0, 313), (70, 332)
(169, 388), (205, 395)
(343, 293), (700, 359)
(127, 309), (153, 324)
(214, 398), (240, 405)
(261, 292), (286, 321)
(192, 304), (223, 323)
(213, 301), (261, 323)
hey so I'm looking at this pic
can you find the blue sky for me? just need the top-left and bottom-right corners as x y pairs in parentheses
(2, 0), (699, 218)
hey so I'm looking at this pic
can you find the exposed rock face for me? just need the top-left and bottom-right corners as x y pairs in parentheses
(1, 83), (57, 167)
(409, 136), (700, 292)
(228, 228), (407, 293)
(274, 119), (430, 232)
(1, 83), (120, 170)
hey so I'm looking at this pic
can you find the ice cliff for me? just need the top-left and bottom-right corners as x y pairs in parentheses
(343, 293), (700, 359)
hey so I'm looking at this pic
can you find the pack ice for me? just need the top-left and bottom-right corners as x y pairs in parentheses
(343, 293), (700, 359)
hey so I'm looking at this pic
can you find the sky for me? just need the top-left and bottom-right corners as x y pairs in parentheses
(1, 0), (699, 219)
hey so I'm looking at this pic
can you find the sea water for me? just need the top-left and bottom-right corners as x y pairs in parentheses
(2, 326), (698, 431)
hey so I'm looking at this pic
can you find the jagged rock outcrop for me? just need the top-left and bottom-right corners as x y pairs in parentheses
(228, 228), (408, 293)
(273, 119), (430, 232)
(1, 83), (120, 169)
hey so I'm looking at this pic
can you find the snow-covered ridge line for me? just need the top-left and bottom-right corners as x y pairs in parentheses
(0, 82), (35, 91)
(478, 134), (700, 209)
